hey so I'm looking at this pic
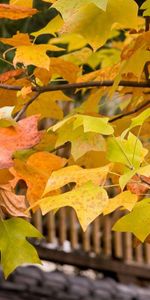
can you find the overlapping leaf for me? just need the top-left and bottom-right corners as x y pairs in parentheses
(32, 181), (109, 231)
(113, 199), (150, 242)
(54, 0), (138, 49)
(0, 115), (42, 169)
(11, 152), (67, 205)
(43, 164), (111, 195)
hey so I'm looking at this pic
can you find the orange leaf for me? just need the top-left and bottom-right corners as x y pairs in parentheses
(0, 4), (37, 20)
(0, 115), (42, 169)
(0, 33), (31, 47)
(0, 69), (24, 83)
(11, 152), (67, 205)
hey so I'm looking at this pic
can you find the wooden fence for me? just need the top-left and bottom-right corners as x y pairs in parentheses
(32, 208), (150, 266)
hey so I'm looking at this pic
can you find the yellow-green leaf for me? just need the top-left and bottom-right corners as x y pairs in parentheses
(113, 199), (150, 242)
(0, 218), (42, 278)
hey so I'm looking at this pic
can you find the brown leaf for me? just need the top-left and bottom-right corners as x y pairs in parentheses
(127, 174), (150, 196)
(0, 184), (28, 217)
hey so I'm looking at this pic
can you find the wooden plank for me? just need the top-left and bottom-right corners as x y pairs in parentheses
(124, 233), (133, 263)
(135, 244), (144, 264)
(82, 227), (91, 252)
(46, 212), (56, 243)
(92, 217), (100, 254)
(145, 244), (150, 264)
(103, 215), (112, 257)
(70, 209), (78, 249)
(59, 208), (67, 246)
(114, 232), (123, 259)
(36, 245), (150, 280)
(32, 210), (43, 233)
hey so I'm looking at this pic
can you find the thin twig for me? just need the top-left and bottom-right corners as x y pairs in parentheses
(14, 92), (40, 121)
(0, 80), (150, 93)
(109, 100), (150, 123)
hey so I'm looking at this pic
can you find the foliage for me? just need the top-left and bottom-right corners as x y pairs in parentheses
(0, 0), (149, 277)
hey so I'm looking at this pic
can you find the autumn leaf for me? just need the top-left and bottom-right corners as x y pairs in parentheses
(54, 122), (106, 160)
(31, 181), (109, 231)
(113, 199), (150, 242)
(43, 164), (111, 195)
(103, 191), (138, 215)
(10, 0), (33, 8)
(141, 0), (150, 16)
(0, 115), (42, 169)
(16, 91), (72, 120)
(13, 44), (64, 70)
(0, 218), (42, 278)
(0, 69), (24, 83)
(55, 0), (138, 49)
(0, 184), (28, 217)
(0, 4), (37, 20)
(0, 32), (31, 47)
(127, 174), (150, 196)
(11, 152), (67, 205)
(49, 114), (114, 136)
(32, 15), (64, 37)
(52, 0), (109, 20)
(107, 133), (148, 169)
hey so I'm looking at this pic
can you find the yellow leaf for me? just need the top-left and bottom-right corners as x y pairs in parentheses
(26, 91), (71, 120)
(58, 0), (138, 49)
(10, 0), (33, 7)
(13, 44), (63, 70)
(103, 191), (138, 215)
(32, 15), (64, 37)
(50, 33), (87, 51)
(32, 181), (109, 231)
(43, 164), (111, 195)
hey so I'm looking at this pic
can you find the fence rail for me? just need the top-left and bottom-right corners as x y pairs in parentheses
(32, 208), (150, 265)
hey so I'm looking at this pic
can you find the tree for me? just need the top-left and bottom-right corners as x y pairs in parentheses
(0, 0), (149, 278)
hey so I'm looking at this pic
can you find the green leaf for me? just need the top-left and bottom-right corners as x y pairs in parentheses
(122, 108), (150, 138)
(107, 133), (148, 169)
(119, 169), (137, 190)
(113, 199), (150, 242)
(0, 218), (42, 278)
(141, 0), (150, 16)
(55, 122), (106, 160)
(73, 115), (114, 135)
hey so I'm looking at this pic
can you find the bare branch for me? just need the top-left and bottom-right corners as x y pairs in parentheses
(0, 80), (150, 93)
(110, 100), (150, 123)
(14, 92), (40, 121)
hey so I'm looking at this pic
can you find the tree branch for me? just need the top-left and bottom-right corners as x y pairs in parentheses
(0, 80), (150, 93)
(14, 92), (40, 121)
(109, 100), (150, 123)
